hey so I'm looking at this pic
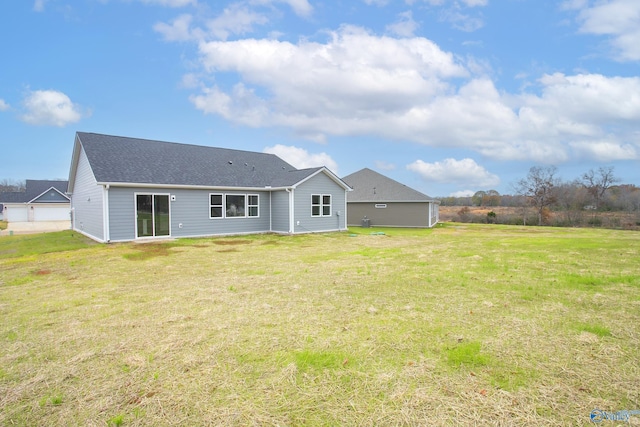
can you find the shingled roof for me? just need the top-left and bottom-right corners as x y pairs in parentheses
(71, 132), (332, 189)
(0, 180), (68, 203)
(342, 168), (436, 202)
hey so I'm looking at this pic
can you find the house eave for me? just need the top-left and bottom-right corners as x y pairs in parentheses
(96, 182), (292, 192)
(291, 167), (352, 191)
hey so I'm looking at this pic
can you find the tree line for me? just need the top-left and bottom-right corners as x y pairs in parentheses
(0, 179), (26, 193)
(439, 166), (640, 229)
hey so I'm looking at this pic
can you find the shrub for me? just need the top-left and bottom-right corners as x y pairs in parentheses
(588, 217), (603, 227)
(457, 206), (471, 222)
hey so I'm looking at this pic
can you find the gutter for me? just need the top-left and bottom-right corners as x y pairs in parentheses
(96, 182), (292, 192)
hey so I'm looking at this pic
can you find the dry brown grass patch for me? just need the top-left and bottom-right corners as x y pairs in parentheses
(214, 239), (252, 246)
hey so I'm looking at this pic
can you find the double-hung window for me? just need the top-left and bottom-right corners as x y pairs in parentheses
(210, 193), (259, 219)
(247, 195), (259, 217)
(210, 194), (223, 218)
(311, 194), (331, 217)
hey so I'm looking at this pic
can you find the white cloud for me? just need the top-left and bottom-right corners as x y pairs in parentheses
(190, 83), (268, 127)
(206, 4), (269, 40)
(251, 0), (313, 17)
(413, 0), (487, 6)
(569, 139), (638, 162)
(155, 5), (269, 42)
(180, 23), (640, 165)
(572, 0), (640, 61)
(460, 0), (487, 5)
(280, 0), (313, 17)
(180, 73), (201, 89)
(403, 0), (486, 31)
(0, 99), (9, 111)
(449, 189), (475, 197)
(439, 7), (484, 32)
(139, 0), (196, 7)
(21, 90), (87, 127)
(560, 0), (588, 11)
(263, 144), (339, 174)
(532, 73), (640, 123)
(33, 0), (48, 12)
(386, 11), (419, 37)
(154, 14), (201, 41)
(407, 158), (500, 188)
(375, 160), (396, 171)
(192, 25), (467, 127)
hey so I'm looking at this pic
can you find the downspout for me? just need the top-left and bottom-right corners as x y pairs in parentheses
(286, 188), (294, 234)
(103, 185), (110, 242)
(343, 191), (348, 231)
(69, 192), (74, 231)
(269, 191), (272, 232)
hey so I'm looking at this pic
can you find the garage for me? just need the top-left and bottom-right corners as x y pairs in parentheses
(3, 204), (29, 222)
(33, 204), (71, 221)
(0, 180), (70, 223)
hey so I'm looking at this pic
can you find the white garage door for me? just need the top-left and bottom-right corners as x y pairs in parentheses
(33, 205), (71, 221)
(4, 205), (28, 222)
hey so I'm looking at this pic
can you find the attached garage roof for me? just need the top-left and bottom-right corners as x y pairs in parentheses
(342, 168), (437, 203)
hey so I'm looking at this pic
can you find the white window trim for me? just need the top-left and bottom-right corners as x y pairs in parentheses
(247, 194), (260, 218)
(134, 192), (172, 239)
(311, 194), (332, 217)
(209, 193), (223, 219)
(209, 193), (260, 219)
(225, 194), (247, 219)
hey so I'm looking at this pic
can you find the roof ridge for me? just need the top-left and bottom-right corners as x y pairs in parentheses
(77, 131), (282, 158)
(343, 168), (435, 201)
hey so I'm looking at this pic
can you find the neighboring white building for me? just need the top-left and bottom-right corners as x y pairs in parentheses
(0, 180), (70, 223)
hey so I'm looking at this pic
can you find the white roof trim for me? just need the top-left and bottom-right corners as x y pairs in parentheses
(291, 167), (352, 190)
(28, 186), (70, 203)
(96, 181), (292, 192)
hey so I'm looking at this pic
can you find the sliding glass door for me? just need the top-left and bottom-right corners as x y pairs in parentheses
(136, 194), (170, 238)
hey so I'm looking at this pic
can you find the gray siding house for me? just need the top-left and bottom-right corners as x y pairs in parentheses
(0, 180), (70, 222)
(68, 132), (350, 243)
(342, 168), (439, 228)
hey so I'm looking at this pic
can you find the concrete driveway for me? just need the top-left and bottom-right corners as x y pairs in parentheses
(1, 221), (71, 236)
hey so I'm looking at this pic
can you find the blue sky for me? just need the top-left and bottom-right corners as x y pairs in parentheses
(1, 0), (639, 197)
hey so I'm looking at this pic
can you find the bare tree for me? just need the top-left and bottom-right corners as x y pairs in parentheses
(471, 191), (486, 206)
(0, 179), (26, 192)
(554, 180), (589, 226)
(581, 166), (620, 210)
(612, 184), (640, 212)
(516, 166), (559, 226)
(483, 190), (501, 207)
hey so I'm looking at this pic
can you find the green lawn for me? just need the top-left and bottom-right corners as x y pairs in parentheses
(1, 224), (639, 426)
